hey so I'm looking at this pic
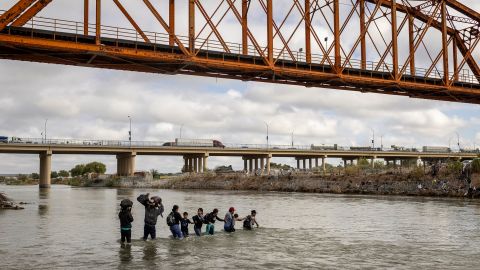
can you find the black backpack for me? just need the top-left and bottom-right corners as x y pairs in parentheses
(166, 212), (175, 226)
(243, 215), (252, 229)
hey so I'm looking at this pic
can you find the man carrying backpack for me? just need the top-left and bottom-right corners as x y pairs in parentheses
(167, 205), (184, 239)
(137, 193), (164, 240)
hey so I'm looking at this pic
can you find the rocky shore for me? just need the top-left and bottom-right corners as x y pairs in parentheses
(158, 170), (479, 198)
(0, 192), (24, 210)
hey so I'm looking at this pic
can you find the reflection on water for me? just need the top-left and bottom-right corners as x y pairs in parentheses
(1, 185), (480, 269)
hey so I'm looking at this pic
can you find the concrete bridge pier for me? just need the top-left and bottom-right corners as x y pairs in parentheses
(117, 152), (136, 176)
(39, 150), (52, 188)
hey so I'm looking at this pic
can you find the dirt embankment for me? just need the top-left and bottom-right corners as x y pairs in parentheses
(158, 171), (476, 198)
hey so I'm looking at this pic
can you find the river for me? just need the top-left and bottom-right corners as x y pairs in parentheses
(1, 185), (479, 269)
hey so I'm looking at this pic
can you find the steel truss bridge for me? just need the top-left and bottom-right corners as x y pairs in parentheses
(0, 0), (479, 103)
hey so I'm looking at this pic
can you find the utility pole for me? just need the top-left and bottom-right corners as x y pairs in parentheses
(264, 121), (269, 149)
(291, 130), (294, 147)
(44, 119), (48, 143)
(179, 124), (184, 139)
(128, 116), (132, 147)
(371, 128), (375, 149)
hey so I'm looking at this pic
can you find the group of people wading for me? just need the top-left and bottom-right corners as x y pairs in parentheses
(118, 193), (259, 243)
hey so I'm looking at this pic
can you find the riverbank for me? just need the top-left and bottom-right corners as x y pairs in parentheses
(0, 192), (24, 210)
(158, 171), (478, 198)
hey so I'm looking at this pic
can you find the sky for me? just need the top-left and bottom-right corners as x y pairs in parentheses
(0, 0), (479, 174)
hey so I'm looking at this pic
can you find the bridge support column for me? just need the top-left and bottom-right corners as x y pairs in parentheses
(193, 157), (198, 173)
(260, 158), (265, 175)
(254, 158), (259, 171)
(322, 157), (326, 172)
(39, 150), (52, 188)
(198, 157), (203, 173)
(249, 158), (253, 173)
(371, 157), (376, 168)
(243, 157), (247, 172)
(315, 158), (319, 168)
(297, 159), (300, 170)
(266, 154), (271, 175)
(116, 152), (136, 176)
(203, 154), (208, 172)
(308, 158), (312, 170)
(303, 159), (306, 170)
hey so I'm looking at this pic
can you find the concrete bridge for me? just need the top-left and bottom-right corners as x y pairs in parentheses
(0, 138), (478, 188)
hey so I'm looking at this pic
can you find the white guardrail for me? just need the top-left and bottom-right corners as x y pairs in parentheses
(1, 137), (479, 154)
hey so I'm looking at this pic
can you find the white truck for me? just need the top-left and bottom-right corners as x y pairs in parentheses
(163, 138), (225, 148)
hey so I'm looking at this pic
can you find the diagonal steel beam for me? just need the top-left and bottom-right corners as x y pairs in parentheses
(194, 0), (231, 53)
(142, 0), (190, 56)
(0, 0), (37, 31)
(113, 0), (150, 43)
(11, 0), (52, 27)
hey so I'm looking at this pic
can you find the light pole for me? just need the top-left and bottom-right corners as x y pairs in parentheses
(455, 132), (460, 151)
(44, 119), (48, 142)
(291, 130), (294, 147)
(324, 37), (328, 50)
(128, 116), (132, 147)
(179, 124), (184, 139)
(380, 134), (383, 150)
(264, 121), (269, 149)
(370, 128), (375, 149)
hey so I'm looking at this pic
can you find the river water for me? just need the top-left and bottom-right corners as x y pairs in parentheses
(1, 185), (479, 269)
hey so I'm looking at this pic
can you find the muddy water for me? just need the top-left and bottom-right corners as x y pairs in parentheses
(1, 185), (479, 269)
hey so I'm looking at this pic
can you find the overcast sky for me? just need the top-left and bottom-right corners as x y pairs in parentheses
(0, 0), (479, 174)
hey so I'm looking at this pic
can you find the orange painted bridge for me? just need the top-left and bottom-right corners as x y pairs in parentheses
(0, 0), (479, 103)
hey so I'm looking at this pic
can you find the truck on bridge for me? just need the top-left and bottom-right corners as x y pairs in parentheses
(422, 146), (451, 153)
(163, 138), (225, 148)
(0, 136), (8, 143)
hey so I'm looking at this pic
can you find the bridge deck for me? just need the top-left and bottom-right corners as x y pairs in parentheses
(1, 25), (479, 104)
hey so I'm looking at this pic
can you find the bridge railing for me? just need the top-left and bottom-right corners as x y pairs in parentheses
(1, 10), (478, 85)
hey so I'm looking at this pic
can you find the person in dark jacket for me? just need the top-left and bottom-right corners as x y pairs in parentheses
(167, 205), (184, 239)
(204, 208), (224, 235)
(192, 208), (204, 236)
(243, 210), (259, 230)
(118, 205), (134, 243)
(137, 193), (164, 240)
(180, 212), (194, 237)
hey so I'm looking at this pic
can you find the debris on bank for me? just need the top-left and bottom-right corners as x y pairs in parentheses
(0, 192), (24, 210)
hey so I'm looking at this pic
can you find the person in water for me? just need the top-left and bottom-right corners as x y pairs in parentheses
(224, 207), (244, 233)
(243, 210), (259, 230)
(204, 208), (224, 235)
(137, 193), (164, 240)
(180, 212), (194, 237)
(118, 202), (134, 244)
(166, 205), (184, 239)
(192, 208), (204, 236)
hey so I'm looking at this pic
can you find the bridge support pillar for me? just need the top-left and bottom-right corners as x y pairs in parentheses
(297, 159), (300, 170)
(203, 154), (208, 172)
(260, 158), (265, 175)
(194, 157), (198, 173)
(249, 158), (253, 173)
(266, 154), (271, 175)
(116, 152), (136, 176)
(254, 158), (259, 171)
(308, 158), (312, 170)
(371, 157), (376, 168)
(315, 158), (319, 168)
(39, 150), (52, 188)
(243, 157), (248, 172)
(322, 157), (326, 172)
(303, 159), (306, 170)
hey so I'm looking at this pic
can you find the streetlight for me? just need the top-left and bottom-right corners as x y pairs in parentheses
(128, 116), (132, 147)
(455, 132), (460, 151)
(263, 121), (269, 149)
(380, 134), (384, 150)
(179, 124), (184, 139)
(291, 130), (294, 147)
(372, 129), (375, 149)
(324, 37), (328, 49)
(44, 119), (48, 143)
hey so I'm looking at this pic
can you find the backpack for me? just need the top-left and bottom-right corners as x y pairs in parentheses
(243, 215), (252, 229)
(166, 212), (175, 226)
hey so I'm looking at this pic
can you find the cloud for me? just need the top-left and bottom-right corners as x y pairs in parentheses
(0, 1), (478, 174)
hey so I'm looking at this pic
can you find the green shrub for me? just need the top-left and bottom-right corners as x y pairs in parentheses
(409, 166), (424, 180)
(472, 159), (480, 173)
(447, 160), (463, 175)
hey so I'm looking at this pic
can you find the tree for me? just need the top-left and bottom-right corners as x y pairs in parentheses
(50, 171), (58, 179)
(150, 169), (160, 179)
(30, 173), (40, 179)
(84, 162), (107, 174)
(70, 164), (86, 177)
(58, 170), (70, 178)
(472, 159), (480, 173)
